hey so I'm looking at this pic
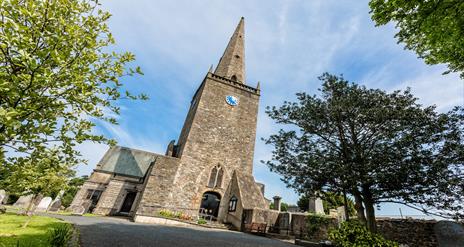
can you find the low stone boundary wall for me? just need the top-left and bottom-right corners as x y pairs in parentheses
(377, 218), (438, 247)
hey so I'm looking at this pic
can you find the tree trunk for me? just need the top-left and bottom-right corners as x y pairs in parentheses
(362, 186), (377, 233)
(22, 195), (37, 228)
(353, 190), (366, 225)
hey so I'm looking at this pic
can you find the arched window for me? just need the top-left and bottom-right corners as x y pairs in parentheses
(228, 195), (238, 212)
(207, 165), (223, 188)
(231, 75), (237, 81)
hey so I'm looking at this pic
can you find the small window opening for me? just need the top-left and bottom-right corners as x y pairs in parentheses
(228, 195), (238, 212)
(207, 165), (224, 188)
(231, 75), (237, 81)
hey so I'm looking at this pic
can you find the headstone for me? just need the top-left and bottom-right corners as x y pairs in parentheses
(329, 209), (338, 217)
(48, 199), (62, 212)
(434, 221), (464, 247)
(0, 190), (6, 204)
(336, 206), (346, 225)
(72, 205), (85, 216)
(273, 196), (282, 211)
(13, 194), (34, 208)
(36, 197), (53, 211)
(308, 197), (324, 214)
(48, 190), (65, 212)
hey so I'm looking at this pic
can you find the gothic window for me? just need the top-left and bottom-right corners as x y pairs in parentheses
(207, 165), (223, 188)
(228, 195), (238, 212)
(231, 75), (237, 81)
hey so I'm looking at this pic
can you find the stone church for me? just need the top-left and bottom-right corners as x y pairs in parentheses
(70, 18), (270, 229)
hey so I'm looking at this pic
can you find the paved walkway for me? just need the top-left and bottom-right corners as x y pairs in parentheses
(48, 214), (295, 247)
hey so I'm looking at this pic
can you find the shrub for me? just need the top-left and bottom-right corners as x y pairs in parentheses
(159, 209), (175, 218)
(328, 221), (398, 247)
(197, 218), (207, 225)
(48, 224), (73, 247)
(306, 214), (331, 239)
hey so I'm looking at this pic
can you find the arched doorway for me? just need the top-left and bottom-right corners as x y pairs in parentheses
(199, 191), (221, 220)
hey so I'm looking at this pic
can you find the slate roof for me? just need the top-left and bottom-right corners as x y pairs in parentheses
(234, 171), (268, 209)
(96, 146), (161, 178)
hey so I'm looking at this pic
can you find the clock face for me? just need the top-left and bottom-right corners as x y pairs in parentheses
(225, 95), (239, 106)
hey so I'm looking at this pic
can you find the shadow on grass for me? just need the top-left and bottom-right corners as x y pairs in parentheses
(0, 212), (70, 247)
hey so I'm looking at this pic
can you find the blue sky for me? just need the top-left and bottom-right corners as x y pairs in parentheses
(76, 0), (463, 217)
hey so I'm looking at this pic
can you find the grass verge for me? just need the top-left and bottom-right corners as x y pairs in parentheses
(0, 212), (71, 246)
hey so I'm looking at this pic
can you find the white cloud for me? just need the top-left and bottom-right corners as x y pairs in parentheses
(83, 0), (464, 211)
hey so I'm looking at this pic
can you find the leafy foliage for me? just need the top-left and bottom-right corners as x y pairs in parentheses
(48, 224), (73, 247)
(369, 0), (464, 78)
(61, 175), (88, 208)
(270, 202), (289, 212)
(329, 220), (398, 247)
(297, 192), (356, 216)
(197, 218), (207, 225)
(0, 0), (146, 171)
(306, 214), (330, 240)
(264, 73), (464, 231)
(0, 148), (75, 197)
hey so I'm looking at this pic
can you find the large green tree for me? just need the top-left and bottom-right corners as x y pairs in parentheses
(0, 0), (146, 165)
(264, 73), (464, 232)
(0, 147), (76, 227)
(369, 0), (464, 78)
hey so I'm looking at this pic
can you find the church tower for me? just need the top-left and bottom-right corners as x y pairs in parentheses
(134, 18), (267, 225)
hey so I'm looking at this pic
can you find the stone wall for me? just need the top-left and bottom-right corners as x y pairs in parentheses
(161, 73), (261, 216)
(93, 179), (143, 216)
(70, 170), (143, 216)
(377, 219), (438, 247)
(135, 155), (181, 217)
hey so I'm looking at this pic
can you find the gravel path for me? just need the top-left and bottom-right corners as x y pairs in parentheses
(48, 214), (295, 247)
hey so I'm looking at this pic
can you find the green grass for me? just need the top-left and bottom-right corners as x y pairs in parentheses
(51, 211), (99, 217)
(0, 212), (71, 247)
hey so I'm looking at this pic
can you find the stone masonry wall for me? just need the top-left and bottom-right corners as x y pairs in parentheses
(135, 155), (182, 217)
(377, 219), (438, 247)
(169, 74), (260, 214)
(93, 179), (143, 216)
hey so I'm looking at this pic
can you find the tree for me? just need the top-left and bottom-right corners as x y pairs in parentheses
(270, 202), (289, 212)
(0, 0), (146, 166)
(369, 0), (464, 78)
(61, 175), (88, 208)
(264, 73), (464, 232)
(297, 192), (356, 216)
(0, 147), (76, 227)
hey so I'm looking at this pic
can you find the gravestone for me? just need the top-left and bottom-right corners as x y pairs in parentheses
(336, 206), (346, 225)
(0, 190), (6, 204)
(434, 221), (464, 247)
(48, 199), (62, 212)
(36, 197), (52, 211)
(13, 194), (34, 208)
(48, 190), (65, 212)
(308, 197), (324, 214)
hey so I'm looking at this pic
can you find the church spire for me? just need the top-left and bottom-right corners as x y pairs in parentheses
(214, 17), (246, 84)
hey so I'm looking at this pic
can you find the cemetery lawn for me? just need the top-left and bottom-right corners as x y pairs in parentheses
(0, 212), (71, 246)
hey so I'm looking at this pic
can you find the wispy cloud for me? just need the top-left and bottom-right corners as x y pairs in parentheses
(75, 0), (464, 212)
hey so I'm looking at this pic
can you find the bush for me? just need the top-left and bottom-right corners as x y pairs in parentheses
(328, 221), (398, 247)
(48, 224), (73, 247)
(197, 218), (207, 225)
(306, 214), (331, 239)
